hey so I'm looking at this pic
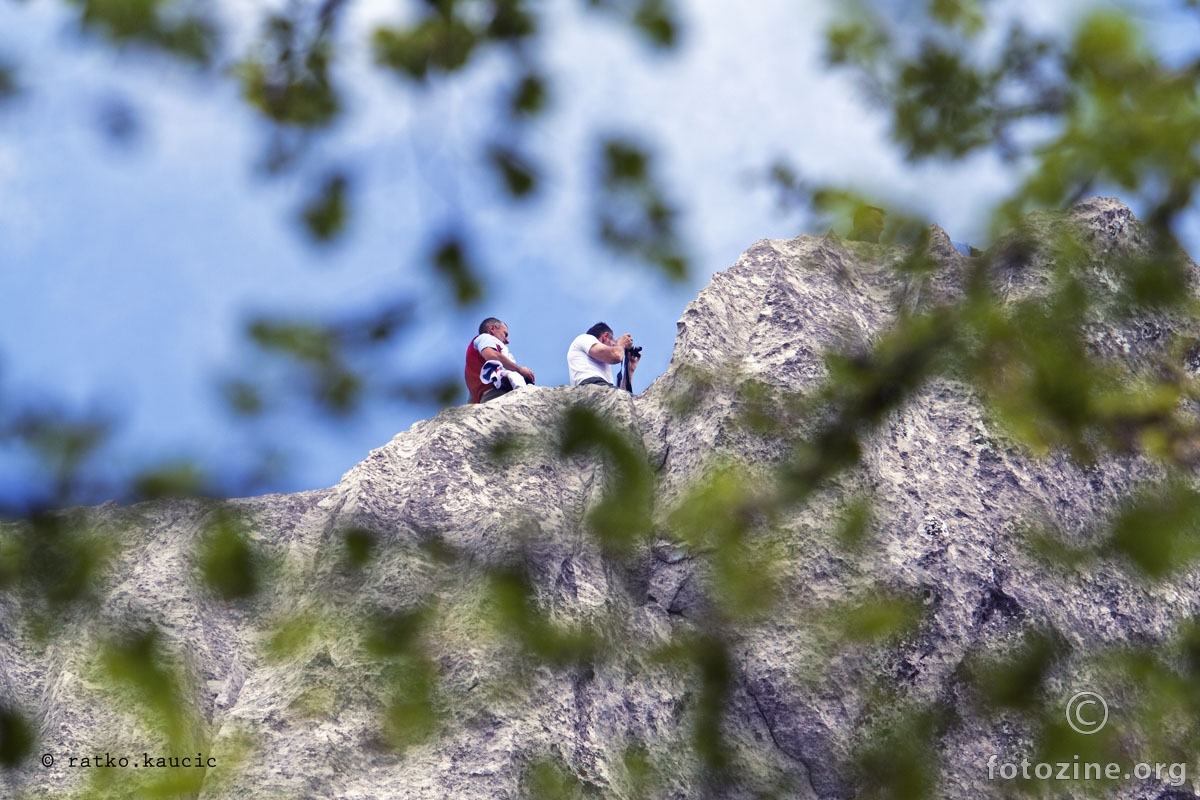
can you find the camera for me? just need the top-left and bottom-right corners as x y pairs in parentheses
(626, 345), (643, 357)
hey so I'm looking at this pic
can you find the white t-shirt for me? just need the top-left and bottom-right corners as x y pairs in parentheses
(473, 333), (511, 361)
(567, 333), (613, 386)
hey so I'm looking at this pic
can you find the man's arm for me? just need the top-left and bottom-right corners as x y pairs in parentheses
(587, 333), (633, 365)
(481, 347), (535, 383)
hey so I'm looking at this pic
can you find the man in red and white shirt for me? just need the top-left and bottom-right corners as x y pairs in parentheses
(464, 317), (536, 404)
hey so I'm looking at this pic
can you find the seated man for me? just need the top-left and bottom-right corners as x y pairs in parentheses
(465, 317), (536, 404)
(566, 321), (639, 391)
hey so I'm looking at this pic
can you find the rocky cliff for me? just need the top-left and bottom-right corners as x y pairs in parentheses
(4, 197), (1200, 800)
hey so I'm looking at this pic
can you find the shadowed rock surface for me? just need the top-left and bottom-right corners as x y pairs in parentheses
(4, 197), (1198, 799)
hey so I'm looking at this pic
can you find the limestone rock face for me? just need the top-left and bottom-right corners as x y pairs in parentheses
(5, 198), (1199, 800)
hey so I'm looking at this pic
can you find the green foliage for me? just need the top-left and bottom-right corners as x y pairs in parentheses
(509, 71), (548, 117)
(559, 405), (654, 556)
(0, 705), (33, 769)
(586, 0), (681, 49)
(195, 506), (261, 600)
(13, 1), (1200, 795)
(829, 591), (923, 645)
(893, 45), (994, 158)
(1105, 480), (1200, 579)
(784, 309), (953, 501)
(666, 465), (782, 621)
(233, 7), (344, 129)
(852, 704), (945, 800)
(300, 172), (350, 242)
(524, 755), (587, 800)
(834, 495), (874, 552)
(70, 0), (216, 64)
(927, 0), (983, 34)
(0, 63), (16, 100)
(487, 143), (539, 198)
(0, 512), (113, 615)
(238, 300), (415, 416)
(431, 233), (484, 306)
(620, 744), (659, 800)
(369, 609), (441, 750)
(263, 611), (322, 662)
(100, 628), (198, 751)
(966, 628), (1069, 711)
(487, 568), (598, 665)
(132, 461), (208, 500)
(6, 407), (112, 505)
(373, 16), (478, 81)
(343, 527), (377, 567)
(596, 138), (689, 281)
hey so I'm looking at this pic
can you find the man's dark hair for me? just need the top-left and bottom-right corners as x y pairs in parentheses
(586, 322), (612, 339)
(479, 317), (503, 335)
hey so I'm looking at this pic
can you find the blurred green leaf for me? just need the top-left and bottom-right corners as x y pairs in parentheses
(71, 0), (217, 64)
(488, 568), (598, 664)
(667, 465), (784, 620)
(509, 71), (547, 117)
(1, 512), (112, 610)
(832, 591), (922, 644)
(236, 13), (339, 127)
(525, 756), (586, 800)
(220, 378), (265, 417)
(101, 627), (194, 748)
(383, 654), (439, 750)
(632, 0), (678, 48)
(365, 608), (429, 658)
(431, 233), (484, 305)
(0, 63), (16, 100)
(1105, 480), (1200, 579)
(825, 16), (888, 67)
(621, 744), (659, 800)
(300, 172), (350, 242)
(133, 461), (207, 500)
(927, 0), (983, 35)
(196, 507), (261, 600)
(853, 705), (944, 800)
(559, 405), (654, 555)
(1070, 11), (1144, 81)
(373, 17), (478, 81)
(835, 496), (875, 552)
(248, 320), (335, 365)
(691, 633), (732, 776)
(486, 0), (537, 41)
(343, 527), (376, 567)
(893, 44), (994, 159)
(596, 138), (689, 280)
(587, 0), (679, 50)
(9, 408), (111, 495)
(603, 140), (648, 185)
(967, 628), (1068, 711)
(264, 612), (320, 661)
(0, 705), (33, 769)
(488, 144), (538, 198)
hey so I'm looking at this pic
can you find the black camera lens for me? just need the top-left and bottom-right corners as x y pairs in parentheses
(627, 346), (643, 356)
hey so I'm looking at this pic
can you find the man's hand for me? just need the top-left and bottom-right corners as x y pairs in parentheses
(518, 366), (535, 384)
(616, 333), (634, 350)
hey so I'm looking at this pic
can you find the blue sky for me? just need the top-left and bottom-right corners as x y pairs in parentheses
(0, 0), (1189, 502)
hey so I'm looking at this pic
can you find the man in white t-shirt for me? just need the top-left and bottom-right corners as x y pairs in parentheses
(465, 317), (536, 404)
(566, 322), (639, 390)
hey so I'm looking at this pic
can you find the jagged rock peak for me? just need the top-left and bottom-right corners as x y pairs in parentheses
(4, 198), (1197, 800)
